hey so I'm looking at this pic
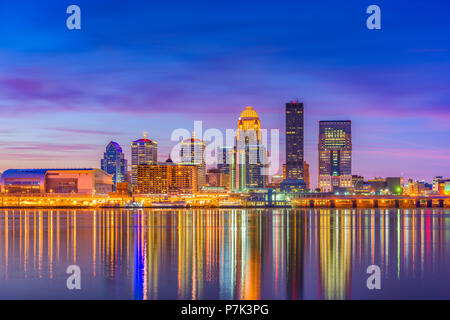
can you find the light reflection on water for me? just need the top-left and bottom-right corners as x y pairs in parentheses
(0, 208), (449, 300)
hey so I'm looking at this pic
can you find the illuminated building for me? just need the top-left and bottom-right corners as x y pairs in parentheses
(367, 178), (386, 194)
(135, 160), (198, 194)
(206, 168), (230, 189)
(318, 121), (352, 193)
(285, 101), (305, 179)
(270, 175), (284, 185)
(437, 179), (450, 195)
(101, 141), (127, 187)
(433, 176), (444, 191)
(235, 106), (267, 190)
(0, 168), (113, 195)
(131, 132), (158, 187)
(303, 161), (310, 191)
(404, 180), (433, 196)
(386, 177), (401, 194)
(206, 168), (219, 187)
(115, 182), (131, 196)
(352, 175), (365, 193)
(217, 146), (234, 189)
(281, 102), (307, 192)
(180, 133), (206, 188)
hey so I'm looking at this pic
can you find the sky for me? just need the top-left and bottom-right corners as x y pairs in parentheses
(0, 0), (449, 188)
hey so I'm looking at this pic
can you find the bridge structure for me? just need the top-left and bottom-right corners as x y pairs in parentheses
(291, 194), (450, 208)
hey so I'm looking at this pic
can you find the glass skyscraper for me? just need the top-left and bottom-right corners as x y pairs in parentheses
(318, 121), (352, 192)
(101, 141), (127, 187)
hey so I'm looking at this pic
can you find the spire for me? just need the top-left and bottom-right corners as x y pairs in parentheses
(143, 131), (147, 139)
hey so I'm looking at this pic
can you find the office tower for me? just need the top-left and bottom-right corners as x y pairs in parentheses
(318, 121), (352, 192)
(285, 101), (304, 179)
(101, 141), (127, 187)
(235, 106), (266, 190)
(281, 101), (307, 192)
(131, 132), (158, 187)
(217, 146), (234, 189)
(180, 133), (206, 189)
(135, 161), (198, 195)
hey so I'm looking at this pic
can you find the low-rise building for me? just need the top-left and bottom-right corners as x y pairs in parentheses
(135, 160), (198, 195)
(1, 168), (113, 195)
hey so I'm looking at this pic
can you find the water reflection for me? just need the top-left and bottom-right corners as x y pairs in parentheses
(0, 209), (449, 299)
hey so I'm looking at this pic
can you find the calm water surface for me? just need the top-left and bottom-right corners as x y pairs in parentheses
(0, 208), (450, 300)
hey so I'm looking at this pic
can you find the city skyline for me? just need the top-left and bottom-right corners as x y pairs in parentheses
(0, 1), (449, 188)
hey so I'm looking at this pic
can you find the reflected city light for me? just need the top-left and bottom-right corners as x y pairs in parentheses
(0, 208), (449, 299)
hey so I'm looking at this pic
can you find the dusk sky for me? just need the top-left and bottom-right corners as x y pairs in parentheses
(0, 0), (449, 188)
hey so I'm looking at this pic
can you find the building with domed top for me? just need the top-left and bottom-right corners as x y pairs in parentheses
(234, 106), (267, 190)
(101, 141), (127, 187)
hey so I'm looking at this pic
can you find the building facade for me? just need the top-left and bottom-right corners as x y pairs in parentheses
(180, 133), (206, 188)
(217, 146), (234, 189)
(1, 168), (113, 195)
(101, 141), (127, 187)
(234, 106), (267, 190)
(285, 101), (304, 180)
(135, 162), (198, 195)
(303, 161), (310, 191)
(131, 133), (158, 187)
(318, 121), (352, 192)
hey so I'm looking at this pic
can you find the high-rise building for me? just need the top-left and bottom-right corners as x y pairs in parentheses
(216, 146), (234, 189)
(101, 141), (127, 187)
(318, 121), (352, 192)
(281, 101), (307, 192)
(180, 133), (206, 188)
(135, 160), (198, 195)
(235, 106), (266, 190)
(285, 101), (304, 179)
(131, 132), (158, 187)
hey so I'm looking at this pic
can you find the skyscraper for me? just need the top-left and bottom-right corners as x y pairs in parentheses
(180, 133), (206, 188)
(217, 145), (234, 189)
(285, 101), (304, 179)
(235, 106), (266, 190)
(131, 132), (158, 187)
(318, 121), (352, 192)
(281, 101), (307, 192)
(101, 141), (127, 187)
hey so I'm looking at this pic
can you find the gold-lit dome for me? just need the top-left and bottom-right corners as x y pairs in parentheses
(239, 106), (259, 119)
(237, 106), (261, 142)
